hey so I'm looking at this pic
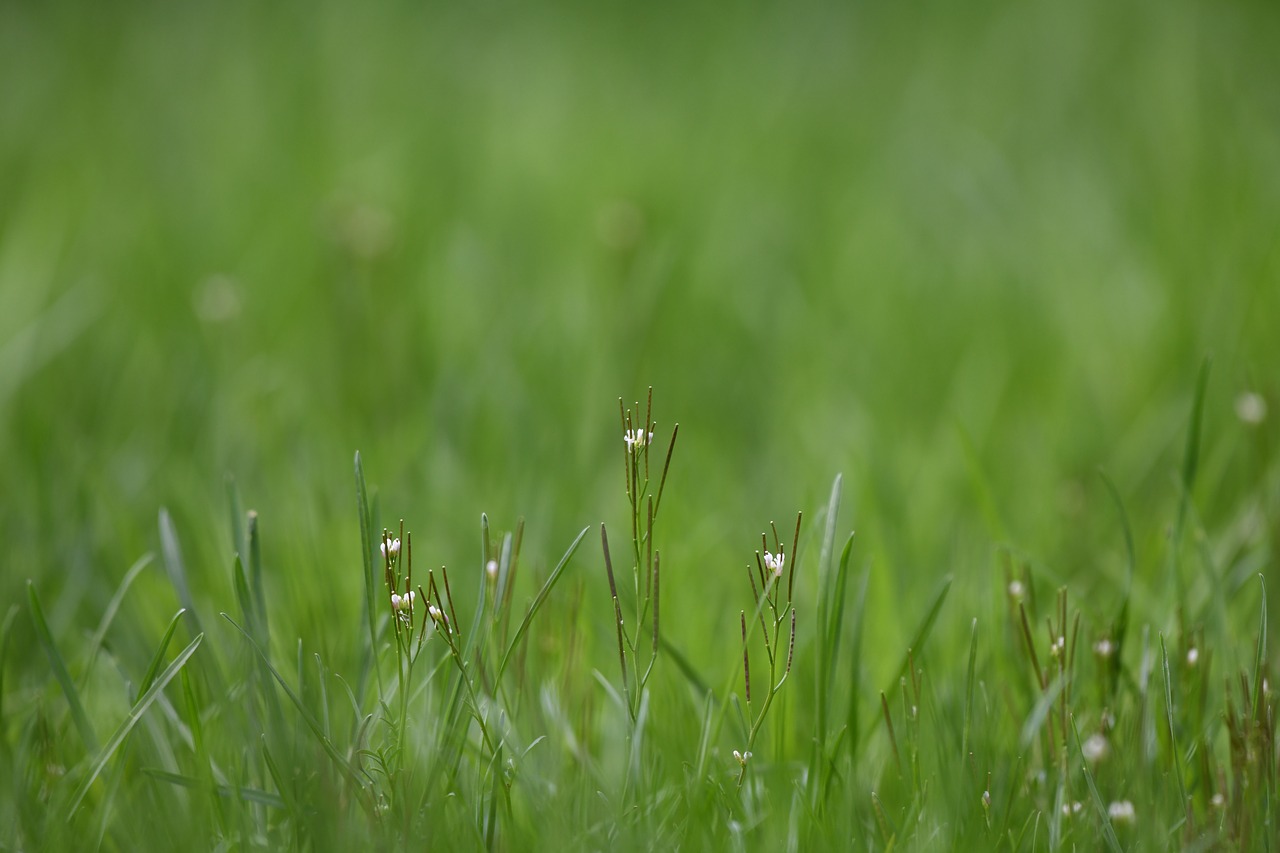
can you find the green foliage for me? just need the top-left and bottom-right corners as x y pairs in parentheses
(2, 0), (1280, 848)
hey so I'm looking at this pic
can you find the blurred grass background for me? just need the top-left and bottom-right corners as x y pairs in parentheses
(2, 0), (1279, 741)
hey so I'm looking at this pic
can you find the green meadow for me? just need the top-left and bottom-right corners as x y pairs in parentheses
(2, 0), (1278, 848)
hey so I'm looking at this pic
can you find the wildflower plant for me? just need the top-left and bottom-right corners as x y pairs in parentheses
(601, 388), (678, 724)
(735, 514), (801, 787)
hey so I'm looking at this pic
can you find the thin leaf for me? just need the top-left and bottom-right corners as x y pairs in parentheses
(144, 768), (286, 810)
(83, 553), (154, 689)
(247, 510), (268, 647)
(1159, 634), (1190, 824)
(354, 451), (379, 691)
(496, 526), (589, 685)
(961, 617), (978, 762)
(159, 508), (203, 638)
(69, 633), (204, 816)
(137, 609), (188, 699)
(1253, 573), (1267, 718)
(27, 580), (99, 753)
(863, 575), (952, 745)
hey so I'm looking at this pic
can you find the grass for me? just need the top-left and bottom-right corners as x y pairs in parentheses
(2, 0), (1279, 848)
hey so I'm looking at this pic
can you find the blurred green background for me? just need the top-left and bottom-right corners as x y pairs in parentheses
(2, 0), (1278, 688)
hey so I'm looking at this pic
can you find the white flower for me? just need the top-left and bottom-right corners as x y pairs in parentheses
(428, 604), (443, 622)
(1107, 800), (1135, 825)
(763, 551), (785, 577)
(1007, 580), (1025, 601)
(1236, 391), (1267, 426)
(1061, 801), (1083, 817)
(623, 428), (654, 450)
(1186, 647), (1199, 667)
(486, 559), (499, 580)
(390, 590), (415, 611)
(1082, 733), (1109, 763)
(381, 538), (401, 560)
(1093, 638), (1115, 659)
(732, 749), (752, 767)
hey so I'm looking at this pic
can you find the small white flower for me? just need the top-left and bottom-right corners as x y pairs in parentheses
(390, 590), (416, 611)
(1211, 792), (1226, 809)
(428, 604), (443, 621)
(732, 749), (752, 767)
(1050, 635), (1065, 658)
(1186, 647), (1199, 667)
(1082, 733), (1109, 763)
(1093, 638), (1115, 659)
(981, 790), (991, 809)
(381, 538), (401, 560)
(1061, 801), (1083, 817)
(763, 551), (785, 577)
(1236, 391), (1267, 426)
(486, 559), (499, 580)
(1107, 800), (1136, 825)
(623, 428), (654, 450)
(1007, 580), (1025, 601)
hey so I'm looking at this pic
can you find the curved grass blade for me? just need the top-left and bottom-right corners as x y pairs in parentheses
(68, 632), (204, 817)
(27, 580), (99, 753)
(83, 553), (153, 689)
(495, 526), (589, 685)
(137, 609), (188, 699)
(159, 508), (203, 638)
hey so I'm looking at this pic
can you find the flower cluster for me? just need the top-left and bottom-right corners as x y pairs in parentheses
(623, 428), (654, 450)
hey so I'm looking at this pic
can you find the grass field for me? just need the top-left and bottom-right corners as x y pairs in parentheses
(2, 0), (1279, 848)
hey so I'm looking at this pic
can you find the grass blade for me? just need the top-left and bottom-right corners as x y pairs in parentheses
(247, 510), (268, 649)
(82, 553), (153, 689)
(815, 472), (844, 742)
(159, 508), (204, 638)
(227, 475), (245, 561)
(27, 580), (99, 753)
(961, 617), (978, 762)
(144, 768), (286, 810)
(844, 562), (870, 764)
(863, 574), (952, 745)
(68, 632), (204, 816)
(1176, 357), (1211, 538)
(137, 609), (188, 698)
(1253, 573), (1267, 718)
(496, 526), (589, 684)
(354, 451), (381, 695)
(1159, 634), (1190, 825)
(221, 613), (367, 793)
(1073, 716), (1123, 853)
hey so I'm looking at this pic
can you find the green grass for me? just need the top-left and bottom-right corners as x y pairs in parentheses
(2, 0), (1279, 848)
